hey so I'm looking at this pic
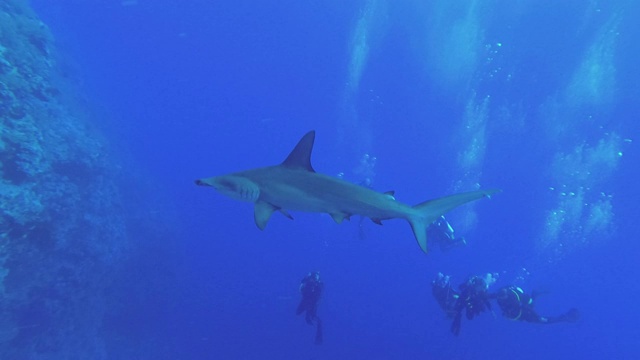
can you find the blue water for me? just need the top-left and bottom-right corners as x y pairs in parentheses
(30, 0), (640, 359)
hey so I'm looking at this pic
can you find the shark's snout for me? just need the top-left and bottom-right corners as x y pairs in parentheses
(195, 179), (211, 187)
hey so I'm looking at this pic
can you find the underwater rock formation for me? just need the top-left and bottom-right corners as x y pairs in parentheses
(1, 1), (127, 358)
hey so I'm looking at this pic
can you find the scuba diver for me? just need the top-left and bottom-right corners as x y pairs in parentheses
(296, 271), (324, 344)
(431, 272), (459, 319)
(427, 216), (467, 252)
(432, 273), (497, 335)
(492, 286), (580, 324)
(450, 274), (495, 335)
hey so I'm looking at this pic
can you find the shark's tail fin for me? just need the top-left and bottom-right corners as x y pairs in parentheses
(408, 189), (500, 253)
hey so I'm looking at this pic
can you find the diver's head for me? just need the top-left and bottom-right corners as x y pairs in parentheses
(311, 271), (321, 281)
(496, 287), (510, 300)
(434, 273), (450, 287)
(467, 276), (489, 293)
(483, 273), (498, 288)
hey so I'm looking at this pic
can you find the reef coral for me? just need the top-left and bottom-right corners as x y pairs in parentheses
(0, 1), (127, 358)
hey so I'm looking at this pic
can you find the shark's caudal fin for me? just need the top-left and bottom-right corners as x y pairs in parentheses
(408, 189), (500, 253)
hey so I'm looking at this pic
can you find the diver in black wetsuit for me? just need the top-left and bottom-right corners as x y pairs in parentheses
(432, 273), (496, 336)
(492, 286), (580, 324)
(431, 272), (459, 319)
(450, 274), (493, 335)
(427, 216), (467, 252)
(296, 271), (324, 344)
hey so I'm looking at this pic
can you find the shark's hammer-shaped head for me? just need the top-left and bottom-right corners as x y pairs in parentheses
(195, 131), (316, 205)
(195, 175), (260, 203)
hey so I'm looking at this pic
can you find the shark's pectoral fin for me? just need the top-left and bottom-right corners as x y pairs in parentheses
(330, 212), (350, 224)
(254, 201), (279, 230)
(371, 218), (383, 225)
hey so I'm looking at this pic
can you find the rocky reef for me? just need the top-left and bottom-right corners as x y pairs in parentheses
(1, 0), (128, 357)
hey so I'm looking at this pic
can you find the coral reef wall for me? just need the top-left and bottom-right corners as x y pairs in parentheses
(1, 0), (127, 358)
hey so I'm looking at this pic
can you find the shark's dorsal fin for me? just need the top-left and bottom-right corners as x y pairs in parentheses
(281, 130), (316, 172)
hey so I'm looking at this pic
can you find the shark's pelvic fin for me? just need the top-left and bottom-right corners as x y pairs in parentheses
(409, 189), (501, 253)
(279, 209), (294, 220)
(281, 130), (316, 172)
(330, 212), (351, 224)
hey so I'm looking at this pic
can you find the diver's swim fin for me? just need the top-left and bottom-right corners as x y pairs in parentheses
(314, 318), (323, 345)
(451, 312), (462, 336)
(564, 308), (580, 322)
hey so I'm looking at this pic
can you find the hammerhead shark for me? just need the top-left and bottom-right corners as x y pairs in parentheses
(195, 131), (499, 253)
